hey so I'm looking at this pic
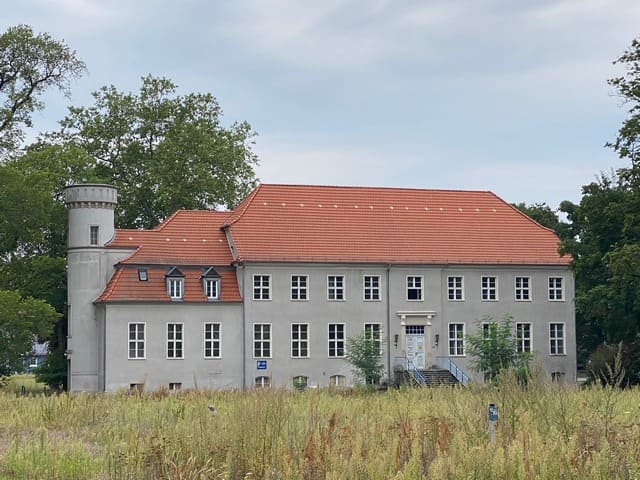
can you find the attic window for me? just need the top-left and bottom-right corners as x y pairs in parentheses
(166, 267), (185, 300)
(138, 269), (148, 281)
(201, 267), (221, 301)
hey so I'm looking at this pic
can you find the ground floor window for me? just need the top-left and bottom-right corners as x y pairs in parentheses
(516, 323), (532, 353)
(128, 323), (145, 359)
(328, 323), (345, 357)
(254, 323), (271, 358)
(364, 323), (382, 355)
(448, 323), (465, 356)
(167, 323), (184, 359)
(549, 323), (565, 355)
(204, 323), (221, 358)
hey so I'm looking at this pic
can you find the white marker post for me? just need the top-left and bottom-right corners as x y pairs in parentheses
(488, 403), (498, 443)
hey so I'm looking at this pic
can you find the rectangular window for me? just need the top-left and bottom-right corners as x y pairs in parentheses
(407, 276), (423, 301)
(327, 275), (345, 301)
(291, 275), (308, 301)
(138, 269), (148, 281)
(448, 323), (465, 356)
(328, 323), (345, 358)
(89, 225), (99, 245)
(204, 323), (221, 358)
(548, 277), (564, 301)
(169, 382), (182, 391)
(253, 275), (271, 300)
(516, 323), (532, 353)
(549, 323), (565, 355)
(204, 279), (219, 300)
(253, 323), (271, 358)
(481, 322), (491, 339)
(481, 276), (498, 301)
(167, 323), (184, 359)
(255, 376), (271, 388)
(447, 276), (464, 301)
(128, 323), (145, 359)
(291, 323), (309, 358)
(515, 276), (531, 301)
(168, 278), (183, 299)
(364, 323), (382, 355)
(363, 275), (381, 301)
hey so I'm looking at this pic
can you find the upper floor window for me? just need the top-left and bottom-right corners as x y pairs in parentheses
(516, 323), (532, 353)
(327, 275), (344, 301)
(128, 323), (145, 359)
(291, 275), (308, 301)
(89, 225), (99, 245)
(447, 276), (464, 301)
(481, 276), (498, 301)
(515, 276), (531, 301)
(167, 323), (184, 359)
(363, 275), (380, 301)
(548, 277), (564, 301)
(407, 276), (423, 301)
(549, 323), (565, 355)
(253, 275), (271, 300)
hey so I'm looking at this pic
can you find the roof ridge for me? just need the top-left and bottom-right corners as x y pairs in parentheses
(221, 184), (263, 227)
(256, 183), (491, 194)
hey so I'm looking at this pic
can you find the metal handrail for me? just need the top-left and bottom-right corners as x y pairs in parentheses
(394, 356), (428, 386)
(435, 356), (470, 385)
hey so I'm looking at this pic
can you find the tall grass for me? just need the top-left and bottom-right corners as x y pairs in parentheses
(0, 378), (639, 479)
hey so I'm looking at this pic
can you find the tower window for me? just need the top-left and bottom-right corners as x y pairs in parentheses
(89, 225), (99, 245)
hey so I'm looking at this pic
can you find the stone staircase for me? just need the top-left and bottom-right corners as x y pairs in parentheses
(396, 367), (460, 387)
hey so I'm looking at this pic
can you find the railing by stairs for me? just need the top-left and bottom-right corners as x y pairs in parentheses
(435, 357), (471, 385)
(394, 356), (429, 386)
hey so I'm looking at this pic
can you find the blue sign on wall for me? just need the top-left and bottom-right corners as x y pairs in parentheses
(257, 360), (267, 370)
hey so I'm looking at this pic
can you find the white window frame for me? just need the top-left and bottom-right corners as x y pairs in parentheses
(253, 275), (271, 300)
(549, 322), (565, 355)
(447, 276), (464, 301)
(364, 323), (382, 355)
(204, 323), (221, 359)
(168, 278), (183, 300)
(291, 275), (308, 301)
(481, 322), (492, 339)
(363, 275), (381, 301)
(481, 276), (498, 301)
(448, 323), (465, 356)
(204, 278), (219, 300)
(254, 376), (271, 388)
(253, 323), (272, 358)
(329, 374), (346, 387)
(168, 382), (182, 391)
(515, 276), (531, 301)
(406, 275), (423, 301)
(167, 322), (184, 359)
(128, 322), (145, 360)
(328, 323), (345, 358)
(89, 225), (99, 246)
(516, 322), (532, 353)
(291, 323), (310, 358)
(548, 277), (564, 301)
(327, 275), (345, 301)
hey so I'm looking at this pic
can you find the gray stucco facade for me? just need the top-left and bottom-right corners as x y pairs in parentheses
(65, 183), (576, 392)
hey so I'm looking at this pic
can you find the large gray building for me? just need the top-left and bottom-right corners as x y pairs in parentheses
(65, 183), (575, 392)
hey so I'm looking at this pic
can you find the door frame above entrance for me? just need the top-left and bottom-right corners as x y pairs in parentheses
(396, 311), (437, 369)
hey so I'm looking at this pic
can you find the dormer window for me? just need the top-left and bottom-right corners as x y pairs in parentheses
(165, 267), (185, 300)
(201, 267), (221, 301)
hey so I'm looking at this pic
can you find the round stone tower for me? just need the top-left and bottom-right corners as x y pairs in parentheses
(64, 184), (118, 392)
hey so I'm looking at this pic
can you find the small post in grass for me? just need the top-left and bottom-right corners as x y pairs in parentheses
(488, 403), (498, 443)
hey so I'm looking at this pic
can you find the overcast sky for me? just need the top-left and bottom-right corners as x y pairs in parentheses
(3, 0), (638, 209)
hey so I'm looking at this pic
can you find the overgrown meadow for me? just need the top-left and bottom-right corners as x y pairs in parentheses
(1, 376), (640, 479)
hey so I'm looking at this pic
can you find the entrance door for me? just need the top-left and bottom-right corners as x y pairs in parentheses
(405, 325), (425, 369)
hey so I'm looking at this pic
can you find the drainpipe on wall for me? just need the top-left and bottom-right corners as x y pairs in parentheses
(386, 264), (391, 385)
(240, 262), (246, 391)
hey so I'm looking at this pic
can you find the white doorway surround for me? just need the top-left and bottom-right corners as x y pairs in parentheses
(397, 311), (437, 369)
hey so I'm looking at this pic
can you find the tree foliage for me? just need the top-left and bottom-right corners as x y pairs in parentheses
(0, 290), (60, 377)
(0, 24), (86, 157)
(465, 315), (531, 383)
(512, 202), (561, 233)
(345, 333), (384, 386)
(50, 75), (259, 228)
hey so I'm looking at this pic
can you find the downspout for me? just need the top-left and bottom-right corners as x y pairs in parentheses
(386, 264), (391, 384)
(241, 263), (246, 391)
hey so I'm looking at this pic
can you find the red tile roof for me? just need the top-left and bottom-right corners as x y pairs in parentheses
(98, 210), (240, 303)
(96, 266), (241, 303)
(108, 210), (233, 265)
(223, 184), (569, 265)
